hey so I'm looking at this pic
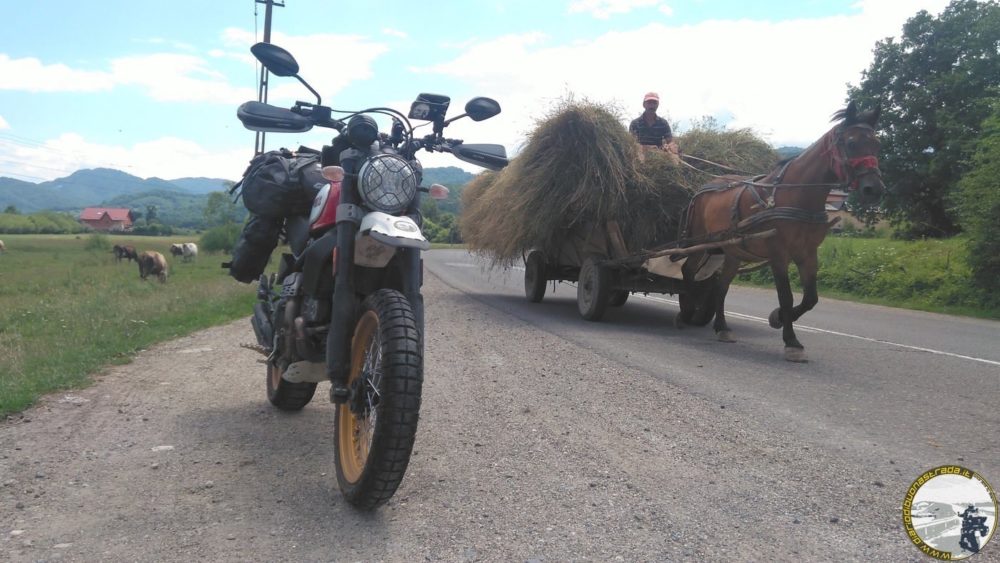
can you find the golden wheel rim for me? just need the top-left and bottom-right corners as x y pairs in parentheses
(338, 310), (381, 484)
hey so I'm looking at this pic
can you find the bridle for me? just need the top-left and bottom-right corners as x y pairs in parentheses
(827, 123), (882, 192)
(682, 122), (883, 192)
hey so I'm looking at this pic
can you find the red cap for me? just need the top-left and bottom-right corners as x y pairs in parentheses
(643, 92), (659, 103)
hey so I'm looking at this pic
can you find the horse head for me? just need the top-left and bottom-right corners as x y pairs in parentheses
(831, 101), (884, 204)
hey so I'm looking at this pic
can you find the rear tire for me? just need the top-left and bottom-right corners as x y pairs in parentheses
(335, 289), (422, 509)
(266, 362), (317, 411)
(524, 250), (547, 303)
(577, 255), (611, 321)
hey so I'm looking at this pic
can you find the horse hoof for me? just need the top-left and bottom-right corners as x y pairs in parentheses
(717, 330), (736, 343)
(768, 308), (783, 329)
(784, 347), (808, 363)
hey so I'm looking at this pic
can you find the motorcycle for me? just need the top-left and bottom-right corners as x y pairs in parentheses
(236, 42), (508, 509)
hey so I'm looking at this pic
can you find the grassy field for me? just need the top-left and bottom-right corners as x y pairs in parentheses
(737, 234), (998, 319)
(0, 234), (257, 416)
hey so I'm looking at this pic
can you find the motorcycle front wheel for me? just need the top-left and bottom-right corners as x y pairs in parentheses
(335, 289), (423, 509)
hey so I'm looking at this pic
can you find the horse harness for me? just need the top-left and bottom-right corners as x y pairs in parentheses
(681, 160), (835, 263)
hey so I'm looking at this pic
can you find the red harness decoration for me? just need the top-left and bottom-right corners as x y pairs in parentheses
(847, 155), (879, 170)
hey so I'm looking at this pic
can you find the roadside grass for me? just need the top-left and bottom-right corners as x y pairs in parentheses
(0, 234), (256, 416)
(735, 235), (998, 319)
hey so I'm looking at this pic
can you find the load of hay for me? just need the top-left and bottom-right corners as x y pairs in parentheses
(460, 100), (777, 268)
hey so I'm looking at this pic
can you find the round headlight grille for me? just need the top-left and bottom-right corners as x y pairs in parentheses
(358, 154), (419, 214)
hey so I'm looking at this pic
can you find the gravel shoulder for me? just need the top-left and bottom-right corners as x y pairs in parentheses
(1, 270), (930, 562)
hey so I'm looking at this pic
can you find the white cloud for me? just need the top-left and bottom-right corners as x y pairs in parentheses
(222, 28), (390, 105)
(0, 132), (250, 182)
(383, 28), (408, 39)
(415, 0), (951, 153)
(110, 53), (256, 104)
(0, 115), (9, 130)
(568, 0), (665, 19)
(0, 54), (115, 92)
(658, 5), (673, 16)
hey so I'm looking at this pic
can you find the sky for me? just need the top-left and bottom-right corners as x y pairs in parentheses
(0, 0), (953, 183)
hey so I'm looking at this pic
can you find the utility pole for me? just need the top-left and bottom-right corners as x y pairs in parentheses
(254, 0), (285, 156)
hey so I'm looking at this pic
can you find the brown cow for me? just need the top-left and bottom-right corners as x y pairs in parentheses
(113, 244), (138, 263)
(138, 251), (168, 283)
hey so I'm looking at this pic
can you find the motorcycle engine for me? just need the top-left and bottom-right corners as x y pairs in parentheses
(301, 296), (330, 325)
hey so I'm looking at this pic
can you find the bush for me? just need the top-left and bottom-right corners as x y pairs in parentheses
(132, 223), (175, 236)
(953, 102), (1000, 303)
(200, 223), (241, 253)
(84, 233), (111, 252)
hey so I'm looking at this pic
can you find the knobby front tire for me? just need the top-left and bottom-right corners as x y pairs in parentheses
(335, 289), (423, 510)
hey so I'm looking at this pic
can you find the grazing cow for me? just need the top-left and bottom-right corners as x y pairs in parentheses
(170, 242), (198, 262)
(113, 244), (138, 263)
(138, 251), (169, 283)
(0, 239), (5, 253)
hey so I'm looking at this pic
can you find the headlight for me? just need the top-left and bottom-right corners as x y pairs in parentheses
(358, 154), (419, 214)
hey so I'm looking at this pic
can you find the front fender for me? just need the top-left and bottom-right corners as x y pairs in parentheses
(355, 212), (429, 267)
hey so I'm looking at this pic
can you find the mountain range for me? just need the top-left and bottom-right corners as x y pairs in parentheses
(0, 168), (230, 214)
(0, 166), (476, 218)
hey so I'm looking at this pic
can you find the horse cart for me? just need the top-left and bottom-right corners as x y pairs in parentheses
(522, 220), (775, 324)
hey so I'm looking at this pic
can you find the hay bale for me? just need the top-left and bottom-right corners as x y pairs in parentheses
(460, 101), (777, 268)
(677, 119), (778, 175)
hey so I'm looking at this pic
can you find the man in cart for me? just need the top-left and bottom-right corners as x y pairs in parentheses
(629, 92), (680, 163)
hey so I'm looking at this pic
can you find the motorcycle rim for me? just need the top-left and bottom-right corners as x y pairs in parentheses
(337, 310), (380, 484)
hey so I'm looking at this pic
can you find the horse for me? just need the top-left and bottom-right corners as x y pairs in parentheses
(679, 101), (884, 362)
(170, 242), (198, 262)
(138, 251), (169, 283)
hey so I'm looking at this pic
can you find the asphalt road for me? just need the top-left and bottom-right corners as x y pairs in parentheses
(1, 248), (996, 562)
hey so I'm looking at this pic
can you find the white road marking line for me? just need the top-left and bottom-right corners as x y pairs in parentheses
(444, 260), (1000, 367)
(634, 294), (1000, 368)
(444, 262), (480, 268)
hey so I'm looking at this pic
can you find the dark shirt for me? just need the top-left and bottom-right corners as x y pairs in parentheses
(629, 114), (672, 146)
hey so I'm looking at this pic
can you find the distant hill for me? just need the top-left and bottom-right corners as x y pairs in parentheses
(776, 146), (804, 159)
(421, 166), (476, 215)
(0, 165), (478, 226)
(0, 168), (235, 214)
(169, 177), (233, 195)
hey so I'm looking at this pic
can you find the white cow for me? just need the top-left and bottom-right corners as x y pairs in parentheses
(169, 242), (198, 262)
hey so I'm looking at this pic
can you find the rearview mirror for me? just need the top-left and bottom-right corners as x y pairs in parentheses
(250, 43), (299, 77)
(465, 97), (501, 122)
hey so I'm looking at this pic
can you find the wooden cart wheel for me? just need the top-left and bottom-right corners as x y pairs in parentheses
(608, 290), (629, 307)
(577, 255), (611, 321)
(524, 250), (547, 303)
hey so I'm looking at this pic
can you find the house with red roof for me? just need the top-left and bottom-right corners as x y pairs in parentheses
(79, 207), (135, 232)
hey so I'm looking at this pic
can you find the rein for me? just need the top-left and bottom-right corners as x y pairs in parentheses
(681, 154), (847, 190)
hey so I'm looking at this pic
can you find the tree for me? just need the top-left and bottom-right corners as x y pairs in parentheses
(848, 0), (1000, 238)
(953, 101), (1000, 300)
(145, 204), (158, 225)
(203, 191), (241, 227)
(3, 205), (19, 214)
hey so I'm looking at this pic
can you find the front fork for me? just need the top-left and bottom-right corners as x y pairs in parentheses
(325, 151), (426, 403)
